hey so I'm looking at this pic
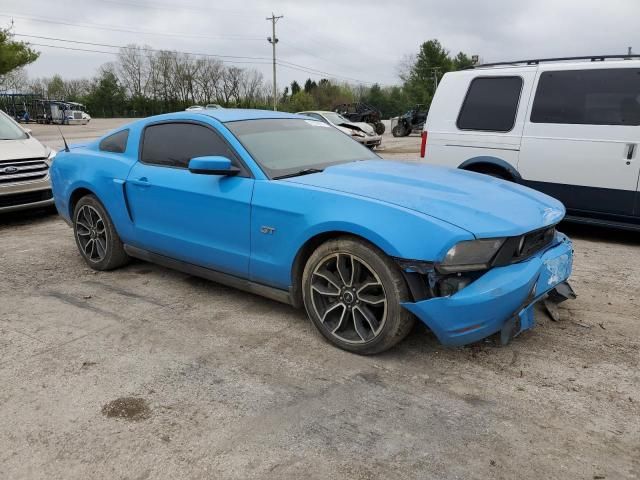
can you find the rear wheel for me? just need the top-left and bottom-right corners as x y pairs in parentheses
(73, 195), (129, 270)
(302, 236), (415, 354)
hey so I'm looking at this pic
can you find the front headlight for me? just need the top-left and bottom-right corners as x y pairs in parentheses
(438, 238), (505, 273)
(351, 131), (365, 138)
(46, 148), (57, 165)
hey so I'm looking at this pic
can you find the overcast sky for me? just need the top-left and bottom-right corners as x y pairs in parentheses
(1, 0), (639, 88)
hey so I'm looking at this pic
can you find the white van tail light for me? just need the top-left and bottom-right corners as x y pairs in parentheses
(420, 131), (428, 158)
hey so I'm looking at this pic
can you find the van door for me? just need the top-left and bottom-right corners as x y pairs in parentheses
(518, 66), (640, 218)
(424, 68), (537, 171)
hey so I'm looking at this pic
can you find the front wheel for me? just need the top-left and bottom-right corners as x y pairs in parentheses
(392, 124), (406, 137)
(73, 195), (130, 270)
(302, 236), (415, 354)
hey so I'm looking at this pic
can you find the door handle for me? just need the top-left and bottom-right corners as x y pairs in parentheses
(129, 177), (150, 187)
(625, 143), (636, 163)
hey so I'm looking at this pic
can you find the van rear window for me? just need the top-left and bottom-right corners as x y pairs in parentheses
(530, 68), (640, 126)
(456, 76), (523, 132)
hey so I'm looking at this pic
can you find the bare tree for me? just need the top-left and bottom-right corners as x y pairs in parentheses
(117, 44), (150, 99)
(221, 66), (243, 105)
(239, 69), (264, 106)
(0, 68), (28, 93)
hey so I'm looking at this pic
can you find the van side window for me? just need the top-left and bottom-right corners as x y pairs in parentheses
(456, 77), (523, 132)
(99, 130), (129, 153)
(531, 69), (640, 126)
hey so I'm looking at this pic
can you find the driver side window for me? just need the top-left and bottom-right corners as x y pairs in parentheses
(141, 122), (240, 170)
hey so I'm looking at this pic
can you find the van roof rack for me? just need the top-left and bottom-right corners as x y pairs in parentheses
(469, 54), (640, 69)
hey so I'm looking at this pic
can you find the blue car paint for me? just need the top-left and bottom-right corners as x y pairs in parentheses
(403, 233), (573, 345)
(286, 160), (565, 239)
(50, 109), (574, 347)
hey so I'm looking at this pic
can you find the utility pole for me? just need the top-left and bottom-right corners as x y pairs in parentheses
(432, 67), (440, 95)
(266, 13), (284, 111)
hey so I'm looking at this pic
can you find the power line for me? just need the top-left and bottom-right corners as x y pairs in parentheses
(16, 33), (376, 85)
(14, 34), (273, 62)
(25, 43), (273, 66)
(0, 13), (264, 41)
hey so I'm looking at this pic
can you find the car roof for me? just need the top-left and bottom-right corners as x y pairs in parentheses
(468, 59), (640, 72)
(192, 108), (303, 122)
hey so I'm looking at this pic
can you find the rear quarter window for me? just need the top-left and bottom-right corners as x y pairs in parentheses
(530, 68), (640, 125)
(99, 130), (129, 153)
(456, 76), (523, 132)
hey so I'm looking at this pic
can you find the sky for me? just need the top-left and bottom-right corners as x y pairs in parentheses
(1, 0), (639, 88)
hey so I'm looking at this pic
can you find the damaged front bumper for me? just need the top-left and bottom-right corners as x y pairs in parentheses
(401, 232), (574, 347)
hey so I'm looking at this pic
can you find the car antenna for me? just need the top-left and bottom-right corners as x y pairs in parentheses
(56, 125), (70, 152)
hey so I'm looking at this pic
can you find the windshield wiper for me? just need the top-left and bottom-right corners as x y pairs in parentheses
(273, 168), (324, 180)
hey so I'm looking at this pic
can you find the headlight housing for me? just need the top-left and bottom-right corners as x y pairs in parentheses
(351, 131), (365, 138)
(438, 238), (505, 273)
(46, 148), (57, 165)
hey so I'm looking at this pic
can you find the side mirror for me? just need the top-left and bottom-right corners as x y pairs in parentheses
(24, 128), (32, 135)
(188, 156), (240, 176)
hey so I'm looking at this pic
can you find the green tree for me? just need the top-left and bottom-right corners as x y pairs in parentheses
(0, 29), (39, 76)
(452, 52), (474, 70)
(290, 80), (301, 95)
(47, 74), (65, 99)
(401, 40), (474, 110)
(85, 69), (126, 117)
(303, 78), (317, 93)
(289, 91), (315, 111)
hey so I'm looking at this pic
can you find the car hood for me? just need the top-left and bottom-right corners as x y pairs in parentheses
(0, 137), (49, 161)
(283, 160), (565, 238)
(337, 121), (376, 135)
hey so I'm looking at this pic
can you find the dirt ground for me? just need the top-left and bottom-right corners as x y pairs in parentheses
(0, 119), (638, 479)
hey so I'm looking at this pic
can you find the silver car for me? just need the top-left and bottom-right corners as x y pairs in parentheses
(0, 110), (56, 213)
(298, 110), (382, 149)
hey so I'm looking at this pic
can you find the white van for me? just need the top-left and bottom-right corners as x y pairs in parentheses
(422, 56), (640, 230)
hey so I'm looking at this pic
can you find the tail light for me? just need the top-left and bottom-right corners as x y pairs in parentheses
(420, 131), (428, 158)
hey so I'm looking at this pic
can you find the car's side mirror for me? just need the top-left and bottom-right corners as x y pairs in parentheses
(23, 128), (32, 135)
(188, 156), (240, 176)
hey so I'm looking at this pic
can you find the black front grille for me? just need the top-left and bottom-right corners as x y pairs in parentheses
(491, 226), (557, 267)
(0, 189), (53, 208)
(518, 226), (556, 259)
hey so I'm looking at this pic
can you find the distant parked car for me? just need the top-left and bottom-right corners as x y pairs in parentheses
(50, 109), (574, 354)
(186, 105), (204, 111)
(298, 110), (382, 149)
(0, 109), (56, 212)
(205, 104), (223, 109)
(422, 55), (640, 231)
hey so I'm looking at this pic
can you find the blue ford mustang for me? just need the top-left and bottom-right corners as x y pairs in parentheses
(50, 109), (574, 354)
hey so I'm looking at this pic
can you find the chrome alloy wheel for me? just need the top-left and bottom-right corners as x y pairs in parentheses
(310, 253), (387, 344)
(75, 205), (108, 263)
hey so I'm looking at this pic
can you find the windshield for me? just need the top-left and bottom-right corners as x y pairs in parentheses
(226, 118), (378, 179)
(321, 112), (351, 125)
(0, 112), (28, 140)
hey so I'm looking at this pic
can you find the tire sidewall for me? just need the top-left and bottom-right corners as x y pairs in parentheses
(302, 237), (411, 354)
(73, 195), (122, 270)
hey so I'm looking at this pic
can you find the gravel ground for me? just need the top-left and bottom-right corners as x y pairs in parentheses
(0, 119), (638, 479)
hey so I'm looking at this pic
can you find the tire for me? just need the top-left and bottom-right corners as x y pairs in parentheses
(302, 236), (415, 354)
(392, 125), (406, 137)
(374, 122), (386, 135)
(73, 194), (129, 270)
